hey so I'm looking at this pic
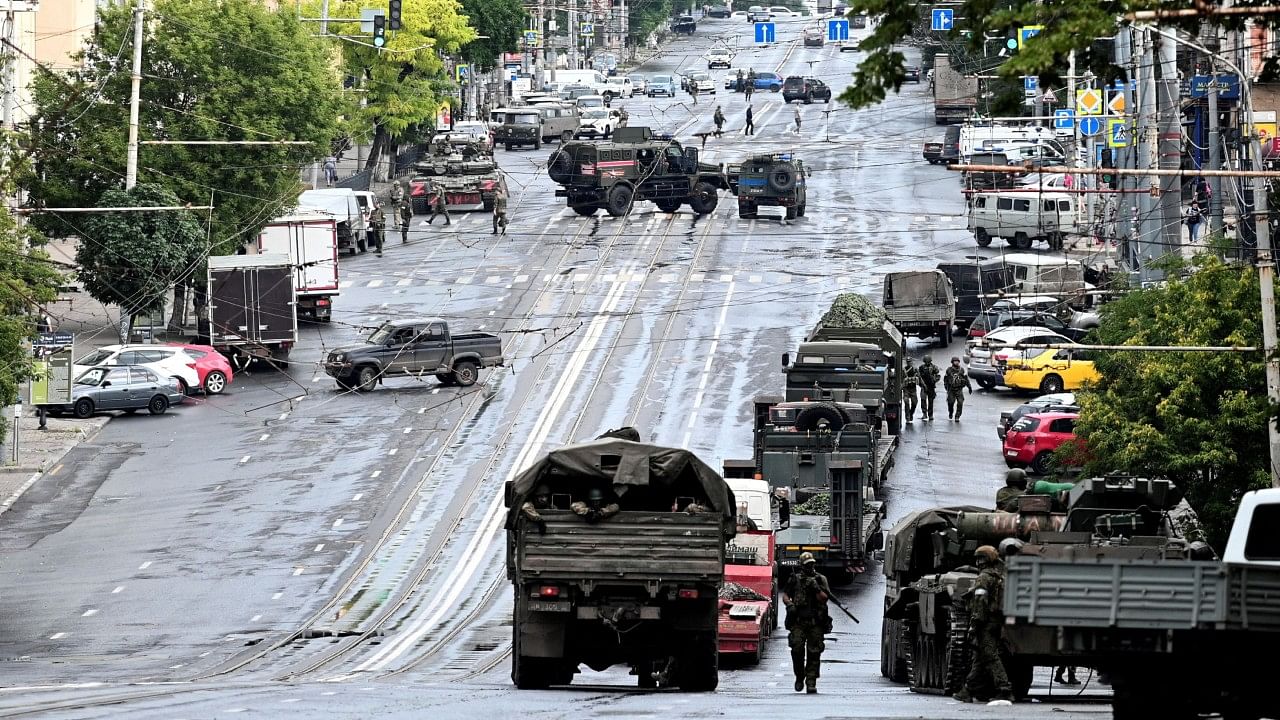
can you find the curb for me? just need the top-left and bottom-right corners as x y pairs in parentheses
(0, 415), (110, 516)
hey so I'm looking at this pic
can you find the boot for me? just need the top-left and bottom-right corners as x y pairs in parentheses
(806, 684), (816, 694)
(953, 690), (973, 704)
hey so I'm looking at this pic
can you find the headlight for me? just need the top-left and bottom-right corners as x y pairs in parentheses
(332, 353), (345, 362)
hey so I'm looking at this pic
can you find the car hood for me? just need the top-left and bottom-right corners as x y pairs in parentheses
(328, 343), (382, 357)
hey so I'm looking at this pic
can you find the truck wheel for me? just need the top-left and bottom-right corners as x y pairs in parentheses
(675, 636), (719, 691)
(605, 183), (634, 217)
(1039, 373), (1065, 394)
(534, 137), (543, 150)
(688, 181), (718, 215)
(785, 205), (797, 220)
(938, 330), (951, 347)
(452, 361), (479, 387)
(655, 198), (681, 213)
(974, 228), (992, 247)
(794, 402), (848, 432)
(571, 204), (599, 216)
(435, 372), (457, 386)
(767, 164), (798, 193)
(797, 202), (806, 217)
(1013, 232), (1032, 250)
(356, 366), (379, 392)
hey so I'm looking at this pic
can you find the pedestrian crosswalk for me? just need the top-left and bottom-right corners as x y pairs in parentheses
(335, 268), (880, 291)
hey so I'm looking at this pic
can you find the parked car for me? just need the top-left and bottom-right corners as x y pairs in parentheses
(969, 308), (1090, 342)
(575, 94), (608, 110)
(687, 70), (715, 93)
(746, 5), (772, 21)
(706, 47), (733, 69)
(1002, 347), (1100, 395)
(672, 14), (697, 33)
(782, 76), (831, 103)
(706, 4), (732, 17)
(647, 74), (678, 97)
(1002, 411), (1080, 474)
(923, 140), (945, 164)
(768, 6), (800, 17)
(575, 108), (616, 138)
(627, 74), (648, 93)
(725, 71), (783, 92)
(904, 65), (921, 82)
(803, 27), (823, 46)
(48, 366), (186, 419)
(965, 325), (1073, 390)
(165, 343), (234, 395)
(73, 344), (202, 395)
(997, 392), (1077, 440)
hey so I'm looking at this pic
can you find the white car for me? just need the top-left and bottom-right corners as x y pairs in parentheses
(627, 74), (647, 93)
(450, 121), (493, 150)
(730, 10), (748, 19)
(74, 344), (203, 394)
(575, 94), (607, 110)
(576, 108), (616, 139)
(605, 76), (634, 98)
(687, 71), (716, 93)
(769, 6), (800, 17)
(706, 48), (733, 69)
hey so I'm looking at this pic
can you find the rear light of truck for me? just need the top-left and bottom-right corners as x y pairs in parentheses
(538, 585), (560, 598)
(317, 299), (330, 307)
(677, 588), (699, 599)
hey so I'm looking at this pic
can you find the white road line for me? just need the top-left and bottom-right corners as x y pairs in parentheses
(339, 280), (353, 289)
(332, 519), (345, 528)
(82, 609), (98, 617)
(367, 279), (383, 288)
(396, 278), (412, 286)
(49, 633), (66, 640)
(239, 455), (251, 464)
(111, 586), (124, 594)
(691, 272), (705, 282)
(388, 448), (397, 456)
(278, 412), (289, 421)
(258, 434), (270, 442)
(514, 274), (529, 283)
(272, 592), (283, 600)
(138, 561), (152, 570)
(250, 615), (262, 623)
(370, 470), (381, 478)
(293, 567), (304, 576)
(169, 664), (185, 670)
(315, 543), (326, 552)
(455, 277), (472, 285)
(719, 273), (733, 282)
(402, 427), (412, 434)
(352, 493), (363, 501)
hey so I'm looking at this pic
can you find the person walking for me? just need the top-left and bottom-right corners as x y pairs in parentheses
(323, 156), (337, 187)
(713, 106), (725, 137)
(389, 180), (404, 208)
(689, 82), (699, 105)
(492, 187), (508, 235)
(954, 546), (1014, 704)
(735, 69), (744, 93)
(917, 355), (940, 421)
(399, 201), (412, 243)
(1185, 200), (1204, 242)
(782, 552), (832, 694)
(744, 104), (755, 136)
(426, 185), (451, 226)
(944, 356), (971, 420)
(368, 201), (386, 256)
(902, 357), (919, 423)
(794, 106), (802, 133)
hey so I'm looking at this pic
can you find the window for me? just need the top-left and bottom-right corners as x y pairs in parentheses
(427, 324), (445, 339)
(1048, 418), (1076, 434)
(997, 197), (1013, 211)
(1058, 200), (1071, 211)
(106, 368), (130, 384)
(1011, 417), (1039, 433)
(76, 349), (116, 366)
(391, 328), (415, 344)
(1013, 199), (1031, 212)
(183, 349), (208, 360)
(1043, 200), (1057, 212)
(130, 368), (155, 384)
(1244, 503), (1280, 560)
(973, 197), (986, 209)
(116, 351), (143, 365)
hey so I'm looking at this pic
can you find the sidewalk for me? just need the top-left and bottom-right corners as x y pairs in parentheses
(0, 413), (110, 514)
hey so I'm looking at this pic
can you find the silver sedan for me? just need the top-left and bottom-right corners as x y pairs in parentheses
(47, 366), (186, 419)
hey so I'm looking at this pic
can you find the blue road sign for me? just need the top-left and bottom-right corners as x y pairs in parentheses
(1079, 116), (1102, 136)
(1023, 76), (1037, 96)
(827, 18), (849, 41)
(524, 30), (538, 44)
(930, 8), (953, 31)
(754, 21), (776, 43)
(1053, 109), (1074, 130)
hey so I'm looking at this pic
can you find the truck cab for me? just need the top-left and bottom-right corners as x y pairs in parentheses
(1223, 488), (1280, 566)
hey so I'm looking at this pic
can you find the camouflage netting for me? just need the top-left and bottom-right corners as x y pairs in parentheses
(719, 582), (769, 601)
(819, 293), (887, 329)
(794, 494), (831, 516)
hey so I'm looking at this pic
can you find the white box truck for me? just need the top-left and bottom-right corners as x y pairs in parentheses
(251, 214), (340, 322)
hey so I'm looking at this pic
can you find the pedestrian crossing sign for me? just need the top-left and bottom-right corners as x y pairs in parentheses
(1076, 88), (1103, 115)
(1107, 118), (1129, 148)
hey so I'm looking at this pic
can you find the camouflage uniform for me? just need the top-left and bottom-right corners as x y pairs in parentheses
(784, 553), (832, 693)
(427, 187), (451, 225)
(399, 203), (412, 243)
(944, 360), (971, 420)
(570, 488), (620, 523)
(996, 469), (1027, 512)
(956, 548), (1013, 703)
(369, 205), (386, 256)
(492, 191), (508, 235)
(917, 357), (940, 421)
(902, 362), (919, 422)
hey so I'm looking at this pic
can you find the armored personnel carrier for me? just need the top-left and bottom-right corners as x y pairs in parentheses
(727, 153), (807, 219)
(408, 133), (503, 213)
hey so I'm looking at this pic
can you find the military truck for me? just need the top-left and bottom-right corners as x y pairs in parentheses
(882, 270), (956, 346)
(546, 126), (731, 216)
(727, 153), (807, 219)
(408, 133), (504, 213)
(505, 437), (736, 690)
(786, 317), (905, 435)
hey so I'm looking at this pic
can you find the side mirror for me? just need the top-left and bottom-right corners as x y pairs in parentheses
(781, 352), (790, 368)
(504, 480), (515, 508)
(101, 381), (111, 388)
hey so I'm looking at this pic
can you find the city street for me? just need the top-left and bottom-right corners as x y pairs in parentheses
(0, 16), (1109, 719)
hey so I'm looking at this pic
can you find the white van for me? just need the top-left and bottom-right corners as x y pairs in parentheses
(998, 253), (1091, 297)
(550, 69), (612, 98)
(967, 191), (1077, 250)
(960, 123), (1060, 158)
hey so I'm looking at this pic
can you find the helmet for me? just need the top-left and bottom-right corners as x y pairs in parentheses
(587, 487), (605, 502)
(923, 354), (933, 363)
(974, 545), (999, 565)
(1005, 468), (1028, 488)
(533, 484), (551, 497)
(798, 552), (816, 565)
(951, 356), (961, 364)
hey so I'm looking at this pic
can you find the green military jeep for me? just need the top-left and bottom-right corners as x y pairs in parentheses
(546, 127), (731, 217)
(727, 153), (808, 219)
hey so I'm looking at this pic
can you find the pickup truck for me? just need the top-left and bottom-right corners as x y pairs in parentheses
(324, 317), (503, 391)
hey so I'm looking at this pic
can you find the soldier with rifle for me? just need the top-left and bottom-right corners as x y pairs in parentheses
(782, 552), (832, 694)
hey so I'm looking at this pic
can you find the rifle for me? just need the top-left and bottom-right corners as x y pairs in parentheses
(825, 592), (860, 624)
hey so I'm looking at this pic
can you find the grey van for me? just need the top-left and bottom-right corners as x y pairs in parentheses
(496, 105), (580, 150)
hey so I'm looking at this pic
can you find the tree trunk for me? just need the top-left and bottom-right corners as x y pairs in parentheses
(169, 282), (188, 332)
(363, 124), (388, 175)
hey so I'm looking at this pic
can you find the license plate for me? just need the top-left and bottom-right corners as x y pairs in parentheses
(527, 600), (570, 612)
(779, 559), (798, 566)
(1005, 450), (1019, 457)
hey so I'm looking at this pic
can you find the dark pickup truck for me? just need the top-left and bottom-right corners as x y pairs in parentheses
(324, 317), (504, 391)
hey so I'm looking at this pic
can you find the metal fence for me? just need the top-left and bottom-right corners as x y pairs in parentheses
(394, 146), (422, 178)
(337, 168), (371, 192)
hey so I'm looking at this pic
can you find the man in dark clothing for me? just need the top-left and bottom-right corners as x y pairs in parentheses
(902, 357), (919, 423)
(745, 105), (755, 136)
(917, 355), (940, 421)
(713, 106), (725, 137)
(399, 202), (412, 243)
(570, 487), (620, 522)
(944, 356), (971, 420)
(996, 468), (1028, 512)
(954, 546), (1014, 704)
(427, 185), (451, 225)
(492, 187), (508, 235)
(368, 202), (386, 256)
(783, 552), (832, 694)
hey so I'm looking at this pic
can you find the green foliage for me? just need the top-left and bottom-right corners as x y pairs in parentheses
(0, 134), (63, 445)
(629, 0), (673, 45)
(25, 0), (346, 255)
(459, 0), (525, 72)
(75, 184), (205, 321)
(1073, 255), (1271, 548)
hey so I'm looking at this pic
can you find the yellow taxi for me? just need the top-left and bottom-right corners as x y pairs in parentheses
(1002, 348), (1099, 394)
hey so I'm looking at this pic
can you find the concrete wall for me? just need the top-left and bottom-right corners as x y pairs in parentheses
(6, 0), (97, 125)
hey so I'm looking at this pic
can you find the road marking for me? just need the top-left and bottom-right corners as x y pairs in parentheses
(49, 633), (66, 640)
(368, 279), (384, 288)
(660, 273), (676, 283)
(573, 273), (589, 282)
(339, 280), (353, 288)
(691, 272), (705, 282)
(514, 274), (529, 283)
(455, 277), (472, 285)
(749, 274), (762, 283)
(111, 586), (124, 594)
(403, 427), (412, 434)
(138, 561), (152, 570)
(485, 275), (500, 284)
(282, 699), (301, 703)
(352, 493), (363, 501)
(396, 278), (412, 286)
(488, 310), (495, 316)
(278, 412), (289, 421)
(719, 273), (733, 282)
(250, 615), (261, 623)
(388, 448), (397, 456)
(82, 609), (98, 617)
(370, 470), (381, 478)
(332, 519), (345, 528)
(239, 455), (251, 464)
(603, 273), (617, 282)
(259, 434), (270, 442)
(315, 543), (326, 552)
(169, 664), (185, 669)
(48, 464), (63, 477)
(272, 592), (283, 600)
(293, 567), (304, 576)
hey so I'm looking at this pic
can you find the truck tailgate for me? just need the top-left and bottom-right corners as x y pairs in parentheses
(886, 307), (951, 324)
(516, 511), (725, 583)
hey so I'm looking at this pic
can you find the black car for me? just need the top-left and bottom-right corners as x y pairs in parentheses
(969, 310), (1091, 342)
(672, 15), (697, 34)
(706, 4), (732, 17)
(904, 65), (921, 83)
(782, 76), (831, 104)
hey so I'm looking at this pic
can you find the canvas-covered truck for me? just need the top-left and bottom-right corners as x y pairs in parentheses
(250, 214), (339, 323)
(203, 253), (297, 368)
(882, 270), (955, 346)
(932, 54), (977, 125)
(505, 437), (736, 691)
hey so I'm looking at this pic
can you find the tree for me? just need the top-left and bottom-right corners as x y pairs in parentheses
(0, 134), (63, 445)
(75, 185), (206, 341)
(459, 0), (525, 72)
(24, 0), (346, 279)
(629, 0), (673, 46)
(1072, 255), (1271, 549)
(317, 0), (476, 172)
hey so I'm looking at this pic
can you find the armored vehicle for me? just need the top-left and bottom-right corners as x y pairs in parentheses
(546, 126), (731, 216)
(408, 133), (503, 213)
(789, 319), (905, 435)
(505, 436), (735, 690)
(727, 153), (807, 219)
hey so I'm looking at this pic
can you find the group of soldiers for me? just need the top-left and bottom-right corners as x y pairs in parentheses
(901, 355), (973, 422)
(362, 179), (510, 256)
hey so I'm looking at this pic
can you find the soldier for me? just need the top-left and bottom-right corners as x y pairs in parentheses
(426, 184), (451, 225)
(902, 357), (919, 423)
(782, 552), (832, 694)
(399, 201), (412, 243)
(618, 107), (629, 128)
(794, 106), (802, 133)
(570, 487), (620, 523)
(368, 201), (386, 257)
(713, 106), (725, 137)
(520, 484), (553, 532)
(955, 545), (1014, 704)
(689, 82), (699, 105)
(389, 180), (405, 208)
(944, 356), (972, 420)
(745, 104), (755, 136)
(492, 187), (508, 235)
(996, 468), (1028, 512)
(735, 69), (745, 93)
(917, 355), (940, 421)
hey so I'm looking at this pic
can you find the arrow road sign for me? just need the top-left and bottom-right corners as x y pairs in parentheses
(754, 21), (776, 43)
(1017, 25), (1043, 48)
(1079, 116), (1102, 136)
(827, 18), (849, 41)
(931, 8), (953, 31)
(1053, 109), (1074, 130)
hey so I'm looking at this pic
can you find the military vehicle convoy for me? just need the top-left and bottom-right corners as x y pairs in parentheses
(545, 127), (731, 216)
(408, 133), (503, 213)
(505, 436), (736, 691)
(727, 153), (808, 219)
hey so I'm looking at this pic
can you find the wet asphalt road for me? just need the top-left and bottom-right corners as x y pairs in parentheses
(0, 16), (1112, 719)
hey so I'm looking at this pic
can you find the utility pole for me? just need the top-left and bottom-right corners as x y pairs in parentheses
(1136, 27), (1160, 283)
(1156, 31), (1181, 257)
(125, 3), (145, 190)
(568, 0), (578, 70)
(2, 10), (14, 131)
(1203, 21), (1224, 234)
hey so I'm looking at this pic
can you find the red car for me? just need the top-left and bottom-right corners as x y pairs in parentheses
(1002, 411), (1079, 474)
(166, 343), (234, 394)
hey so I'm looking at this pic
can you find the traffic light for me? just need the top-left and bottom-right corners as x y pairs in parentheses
(388, 0), (402, 30)
(1100, 153), (1117, 189)
(373, 14), (386, 47)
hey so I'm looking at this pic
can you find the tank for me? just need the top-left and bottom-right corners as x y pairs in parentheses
(409, 134), (503, 212)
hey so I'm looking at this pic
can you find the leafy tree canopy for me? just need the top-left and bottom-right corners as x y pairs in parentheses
(1074, 255), (1271, 548)
(25, 0), (347, 255)
(459, 0), (526, 72)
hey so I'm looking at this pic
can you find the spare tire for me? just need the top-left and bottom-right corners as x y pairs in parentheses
(794, 402), (848, 432)
(768, 163), (798, 193)
(548, 150), (574, 184)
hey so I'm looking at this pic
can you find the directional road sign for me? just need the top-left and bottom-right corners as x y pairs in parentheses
(1108, 118), (1129, 148)
(1017, 25), (1043, 48)
(827, 18), (849, 41)
(930, 8), (953, 31)
(1076, 87), (1103, 115)
(456, 64), (470, 83)
(754, 21), (776, 43)
(1053, 109), (1074, 130)
(1079, 116), (1102, 136)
